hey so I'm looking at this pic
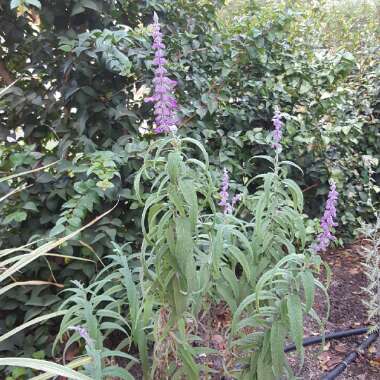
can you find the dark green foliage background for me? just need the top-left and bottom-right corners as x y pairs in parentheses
(0, 0), (378, 364)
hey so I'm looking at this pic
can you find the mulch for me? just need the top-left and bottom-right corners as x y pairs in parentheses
(119, 242), (380, 379)
(288, 242), (380, 379)
(198, 241), (380, 379)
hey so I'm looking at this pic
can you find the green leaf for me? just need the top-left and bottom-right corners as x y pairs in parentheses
(167, 151), (182, 183)
(26, 0), (41, 8)
(71, 4), (85, 16)
(301, 270), (315, 313)
(270, 321), (286, 378)
(201, 94), (218, 115)
(3, 211), (27, 224)
(287, 294), (304, 359)
(10, 0), (21, 9)
(283, 178), (304, 212)
(23, 201), (38, 212)
(175, 216), (194, 281)
(81, 0), (100, 11)
(228, 246), (252, 282)
(299, 80), (312, 95)
(0, 358), (91, 380)
(30, 357), (93, 380)
(102, 366), (134, 380)
(59, 45), (74, 52)
(221, 267), (239, 299)
(179, 179), (198, 228)
(50, 223), (66, 237)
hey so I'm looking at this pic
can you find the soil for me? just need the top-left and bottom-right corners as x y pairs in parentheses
(115, 242), (380, 379)
(196, 241), (380, 379)
(287, 242), (380, 379)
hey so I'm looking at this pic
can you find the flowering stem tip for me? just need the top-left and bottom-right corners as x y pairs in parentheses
(313, 180), (339, 253)
(272, 110), (283, 151)
(219, 168), (241, 214)
(145, 13), (179, 134)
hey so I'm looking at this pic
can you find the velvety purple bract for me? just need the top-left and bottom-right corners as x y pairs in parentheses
(219, 168), (241, 215)
(145, 13), (179, 134)
(69, 325), (93, 347)
(313, 180), (339, 253)
(272, 110), (283, 151)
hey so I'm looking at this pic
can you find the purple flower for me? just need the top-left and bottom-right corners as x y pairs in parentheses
(231, 194), (242, 208)
(313, 180), (339, 253)
(69, 325), (93, 347)
(272, 110), (283, 151)
(145, 13), (179, 134)
(218, 168), (241, 215)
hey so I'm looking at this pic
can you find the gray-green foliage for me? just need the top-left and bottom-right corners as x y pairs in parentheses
(51, 130), (330, 379)
(135, 135), (216, 379)
(5, 0), (375, 377)
(54, 244), (138, 380)
(25, 125), (331, 380)
(361, 214), (380, 335)
(129, 130), (328, 378)
(1, 0), (378, 364)
(208, 152), (329, 379)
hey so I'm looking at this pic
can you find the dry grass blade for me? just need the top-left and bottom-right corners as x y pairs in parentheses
(0, 358), (91, 380)
(0, 311), (66, 344)
(0, 160), (60, 183)
(0, 204), (118, 283)
(29, 356), (93, 380)
(0, 183), (32, 203)
(0, 78), (20, 97)
(0, 280), (64, 297)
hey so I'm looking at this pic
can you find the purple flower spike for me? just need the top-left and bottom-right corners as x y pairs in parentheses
(313, 180), (339, 253)
(219, 168), (230, 211)
(231, 194), (242, 208)
(145, 13), (179, 134)
(69, 325), (93, 347)
(272, 110), (283, 151)
(218, 168), (241, 215)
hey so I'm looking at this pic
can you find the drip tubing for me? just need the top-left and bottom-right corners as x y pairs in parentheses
(321, 331), (379, 380)
(284, 327), (369, 353)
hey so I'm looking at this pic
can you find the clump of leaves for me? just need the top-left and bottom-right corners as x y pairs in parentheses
(208, 145), (330, 378)
(134, 135), (215, 379)
(360, 214), (380, 354)
(54, 244), (139, 380)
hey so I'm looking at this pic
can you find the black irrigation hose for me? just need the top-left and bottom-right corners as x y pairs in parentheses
(284, 327), (369, 353)
(239, 327), (374, 373)
(321, 331), (379, 380)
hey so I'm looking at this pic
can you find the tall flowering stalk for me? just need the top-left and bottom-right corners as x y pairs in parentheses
(219, 168), (241, 214)
(145, 13), (179, 134)
(272, 110), (283, 152)
(313, 180), (339, 253)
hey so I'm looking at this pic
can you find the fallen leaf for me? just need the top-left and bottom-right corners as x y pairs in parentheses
(327, 356), (343, 369)
(319, 351), (343, 371)
(369, 359), (380, 367)
(323, 342), (331, 351)
(368, 345), (377, 354)
(334, 343), (347, 353)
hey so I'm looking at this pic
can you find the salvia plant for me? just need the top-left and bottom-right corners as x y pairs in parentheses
(1, 13), (341, 380)
(360, 214), (380, 354)
(53, 252), (139, 380)
(360, 158), (380, 356)
(130, 18), (332, 379)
